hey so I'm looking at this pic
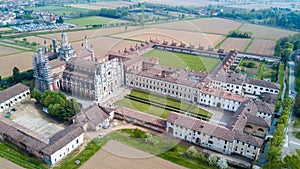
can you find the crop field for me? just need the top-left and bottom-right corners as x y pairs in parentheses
(143, 49), (220, 73)
(0, 27), (12, 31)
(0, 52), (33, 77)
(25, 6), (89, 16)
(65, 16), (127, 26)
(148, 18), (241, 35)
(239, 23), (297, 40)
(247, 39), (276, 55)
(68, 1), (133, 9)
(0, 45), (22, 56)
(16, 36), (53, 46)
(220, 38), (251, 52)
(114, 28), (225, 49)
(80, 140), (185, 169)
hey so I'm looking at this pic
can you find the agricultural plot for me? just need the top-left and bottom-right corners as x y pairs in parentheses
(16, 36), (52, 46)
(239, 23), (297, 40)
(80, 140), (185, 169)
(220, 38), (251, 52)
(0, 45), (22, 56)
(148, 18), (241, 35)
(25, 6), (89, 16)
(65, 16), (127, 26)
(0, 52), (33, 77)
(143, 49), (220, 73)
(0, 27), (12, 31)
(247, 39), (276, 55)
(114, 28), (224, 49)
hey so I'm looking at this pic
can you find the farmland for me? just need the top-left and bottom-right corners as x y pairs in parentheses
(114, 28), (224, 49)
(148, 18), (241, 34)
(65, 16), (127, 26)
(0, 45), (22, 56)
(0, 52), (33, 77)
(142, 49), (220, 73)
(239, 23), (297, 40)
(219, 38), (251, 52)
(246, 39), (276, 55)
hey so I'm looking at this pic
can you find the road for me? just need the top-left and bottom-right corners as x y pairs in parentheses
(0, 157), (24, 169)
(283, 61), (300, 156)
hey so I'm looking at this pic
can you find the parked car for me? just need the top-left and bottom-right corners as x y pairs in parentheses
(102, 123), (110, 129)
(11, 108), (17, 111)
(98, 133), (106, 138)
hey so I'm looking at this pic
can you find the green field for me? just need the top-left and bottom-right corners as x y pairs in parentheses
(55, 130), (215, 169)
(0, 142), (48, 169)
(65, 16), (126, 26)
(25, 6), (89, 16)
(115, 90), (212, 119)
(115, 98), (170, 118)
(142, 49), (220, 73)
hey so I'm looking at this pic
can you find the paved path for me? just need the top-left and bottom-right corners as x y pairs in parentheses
(0, 157), (24, 169)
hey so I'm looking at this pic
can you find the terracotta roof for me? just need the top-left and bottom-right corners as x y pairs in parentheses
(0, 83), (30, 103)
(115, 106), (166, 127)
(245, 113), (271, 128)
(201, 88), (249, 103)
(42, 124), (84, 155)
(49, 59), (66, 68)
(0, 116), (49, 151)
(260, 93), (278, 104)
(234, 131), (264, 147)
(82, 104), (111, 127)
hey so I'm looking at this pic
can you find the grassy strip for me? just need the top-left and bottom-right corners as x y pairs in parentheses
(105, 35), (144, 42)
(243, 38), (254, 52)
(114, 97), (170, 118)
(56, 131), (215, 169)
(235, 22), (245, 31)
(129, 89), (212, 118)
(275, 62), (285, 112)
(0, 142), (48, 169)
(214, 37), (228, 49)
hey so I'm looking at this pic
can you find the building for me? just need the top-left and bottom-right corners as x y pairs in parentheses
(0, 83), (30, 112)
(32, 33), (279, 161)
(0, 116), (84, 165)
(73, 104), (114, 131)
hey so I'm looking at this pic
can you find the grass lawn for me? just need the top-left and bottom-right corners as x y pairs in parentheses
(65, 16), (126, 26)
(56, 130), (215, 169)
(295, 132), (300, 140)
(142, 49), (220, 73)
(0, 142), (49, 169)
(25, 6), (89, 16)
(129, 89), (212, 118)
(114, 98), (170, 118)
(294, 117), (300, 128)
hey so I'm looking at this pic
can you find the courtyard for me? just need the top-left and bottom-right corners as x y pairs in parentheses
(1, 99), (65, 138)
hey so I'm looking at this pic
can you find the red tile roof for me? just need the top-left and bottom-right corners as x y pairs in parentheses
(0, 83), (30, 103)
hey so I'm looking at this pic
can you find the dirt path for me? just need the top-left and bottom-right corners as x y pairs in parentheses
(80, 140), (186, 169)
(0, 157), (24, 169)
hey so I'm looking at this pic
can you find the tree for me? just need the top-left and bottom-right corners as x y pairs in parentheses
(187, 146), (199, 158)
(217, 158), (228, 169)
(144, 133), (153, 143)
(12, 67), (21, 83)
(56, 16), (64, 24)
(282, 154), (300, 169)
(208, 154), (218, 166)
(31, 89), (41, 102)
(281, 48), (293, 63)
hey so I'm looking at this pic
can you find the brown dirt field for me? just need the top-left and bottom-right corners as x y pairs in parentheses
(16, 36), (52, 46)
(114, 28), (224, 48)
(220, 38), (251, 52)
(0, 45), (21, 56)
(0, 52), (33, 77)
(67, 4), (103, 10)
(72, 37), (135, 57)
(247, 39), (276, 55)
(80, 140), (186, 169)
(39, 26), (139, 43)
(0, 27), (12, 31)
(239, 23), (297, 40)
(0, 157), (24, 169)
(148, 18), (241, 35)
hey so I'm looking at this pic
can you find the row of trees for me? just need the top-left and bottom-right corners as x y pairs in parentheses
(31, 90), (81, 122)
(228, 30), (252, 38)
(264, 98), (298, 168)
(0, 67), (34, 90)
(218, 7), (300, 30)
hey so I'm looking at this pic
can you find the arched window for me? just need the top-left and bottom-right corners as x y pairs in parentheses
(208, 140), (213, 145)
(258, 128), (264, 132)
(245, 125), (253, 129)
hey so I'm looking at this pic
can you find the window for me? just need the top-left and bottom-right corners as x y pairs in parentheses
(76, 139), (79, 144)
(258, 128), (264, 132)
(245, 125), (253, 129)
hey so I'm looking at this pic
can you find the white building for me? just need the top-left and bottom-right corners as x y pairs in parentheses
(0, 83), (30, 112)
